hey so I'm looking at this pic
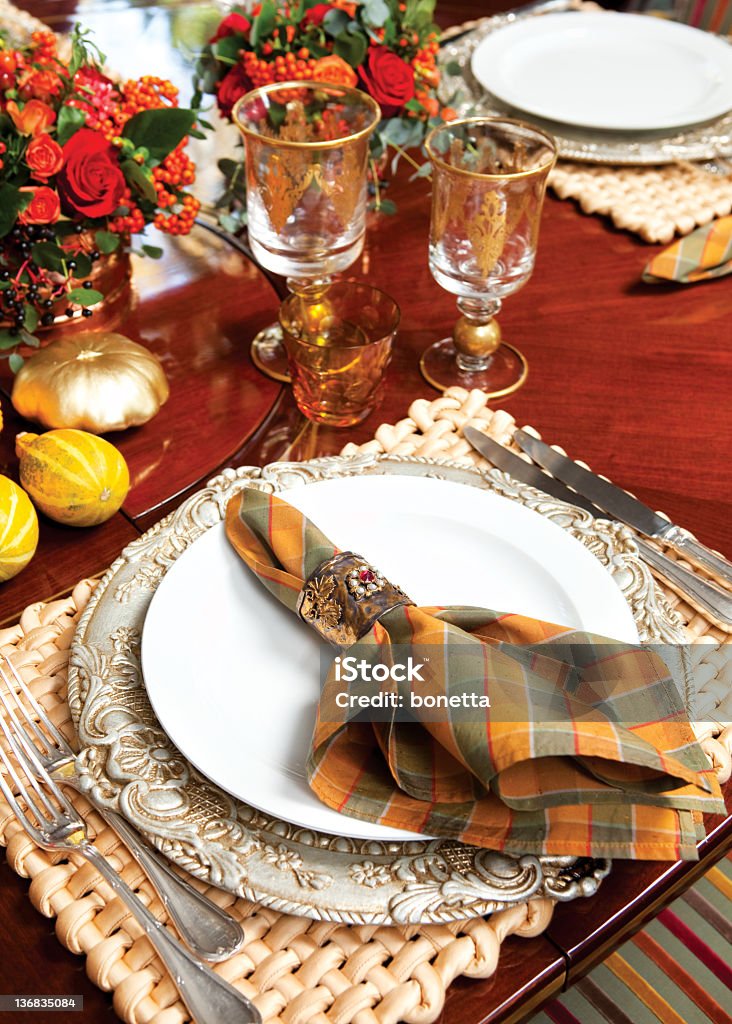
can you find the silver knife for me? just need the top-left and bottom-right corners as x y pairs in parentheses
(514, 429), (732, 587)
(463, 426), (732, 630)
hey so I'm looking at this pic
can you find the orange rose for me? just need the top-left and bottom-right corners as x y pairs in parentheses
(18, 67), (64, 103)
(311, 55), (358, 88)
(25, 133), (64, 181)
(18, 186), (61, 224)
(7, 98), (56, 137)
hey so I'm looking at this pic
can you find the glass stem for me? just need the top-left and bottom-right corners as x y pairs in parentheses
(454, 296), (502, 373)
(286, 277), (333, 342)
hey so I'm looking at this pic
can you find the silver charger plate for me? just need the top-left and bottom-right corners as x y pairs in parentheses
(439, 10), (732, 166)
(67, 454), (685, 925)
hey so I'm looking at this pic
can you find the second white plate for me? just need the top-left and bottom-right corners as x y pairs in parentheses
(470, 12), (732, 132)
(140, 474), (638, 842)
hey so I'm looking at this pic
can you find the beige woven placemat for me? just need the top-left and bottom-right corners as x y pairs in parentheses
(549, 161), (732, 244)
(0, 581), (555, 1024)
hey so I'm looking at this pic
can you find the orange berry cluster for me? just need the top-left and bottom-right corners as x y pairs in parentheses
(29, 31), (58, 64)
(242, 49), (317, 88)
(105, 76), (199, 237)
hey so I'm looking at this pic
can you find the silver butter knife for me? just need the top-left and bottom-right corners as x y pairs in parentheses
(463, 426), (732, 630)
(514, 429), (732, 587)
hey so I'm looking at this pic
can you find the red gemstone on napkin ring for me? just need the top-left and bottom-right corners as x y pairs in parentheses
(297, 551), (413, 647)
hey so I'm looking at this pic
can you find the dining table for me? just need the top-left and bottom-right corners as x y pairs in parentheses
(0, 0), (730, 1021)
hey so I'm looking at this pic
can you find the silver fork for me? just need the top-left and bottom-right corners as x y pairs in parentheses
(0, 655), (244, 963)
(0, 689), (262, 1024)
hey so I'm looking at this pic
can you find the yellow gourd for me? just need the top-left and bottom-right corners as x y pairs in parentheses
(0, 475), (39, 581)
(16, 429), (130, 527)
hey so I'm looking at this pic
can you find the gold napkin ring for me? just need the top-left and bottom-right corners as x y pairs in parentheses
(297, 551), (414, 647)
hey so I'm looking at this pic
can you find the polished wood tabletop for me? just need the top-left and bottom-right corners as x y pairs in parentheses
(1, 1), (731, 1022)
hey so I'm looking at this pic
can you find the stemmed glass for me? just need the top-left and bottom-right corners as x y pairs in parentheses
(422, 117), (557, 397)
(233, 82), (380, 382)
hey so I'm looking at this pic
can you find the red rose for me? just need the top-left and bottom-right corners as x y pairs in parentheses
(359, 46), (415, 118)
(301, 4), (331, 27)
(18, 186), (60, 224)
(210, 11), (250, 43)
(25, 133), (64, 181)
(216, 64), (252, 120)
(56, 128), (126, 219)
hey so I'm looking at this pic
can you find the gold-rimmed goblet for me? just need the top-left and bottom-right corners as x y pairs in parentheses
(421, 117), (557, 397)
(233, 82), (380, 383)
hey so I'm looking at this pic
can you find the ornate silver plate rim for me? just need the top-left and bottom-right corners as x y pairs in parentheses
(67, 453), (685, 925)
(439, 9), (732, 166)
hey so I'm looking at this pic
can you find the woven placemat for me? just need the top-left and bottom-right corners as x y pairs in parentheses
(549, 161), (732, 244)
(0, 581), (555, 1024)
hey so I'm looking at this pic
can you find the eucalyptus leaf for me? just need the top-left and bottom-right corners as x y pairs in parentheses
(333, 29), (367, 67)
(363, 0), (389, 27)
(377, 198), (397, 215)
(20, 329), (40, 348)
(95, 230), (120, 254)
(66, 287), (104, 306)
(23, 304), (39, 333)
(323, 8), (350, 37)
(9, 353), (24, 372)
(0, 330), (18, 351)
(141, 244), (164, 259)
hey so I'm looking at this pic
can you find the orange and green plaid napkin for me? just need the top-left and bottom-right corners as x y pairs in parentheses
(225, 488), (725, 860)
(643, 215), (732, 284)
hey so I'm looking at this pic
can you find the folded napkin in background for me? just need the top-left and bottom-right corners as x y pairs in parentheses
(643, 214), (732, 283)
(225, 488), (725, 860)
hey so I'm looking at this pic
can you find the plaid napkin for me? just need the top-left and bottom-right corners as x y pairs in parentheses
(225, 488), (724, 860)
(643, 215), (732, 284)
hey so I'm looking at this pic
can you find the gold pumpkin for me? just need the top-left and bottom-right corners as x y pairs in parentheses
(11, 332), (169, 434)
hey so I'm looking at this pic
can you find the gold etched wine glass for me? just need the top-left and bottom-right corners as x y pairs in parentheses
(421, 117), (557, 397)
(233, 82), (380, 383)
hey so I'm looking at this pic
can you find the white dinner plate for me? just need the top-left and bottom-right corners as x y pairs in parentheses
(470, 11), (732, 132)
(140, 475), (638, 842)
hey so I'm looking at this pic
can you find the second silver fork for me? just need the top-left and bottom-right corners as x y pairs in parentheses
(0, 655), (244, 962)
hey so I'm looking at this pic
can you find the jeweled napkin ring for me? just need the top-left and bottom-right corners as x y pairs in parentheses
(297, 551), (413, 646)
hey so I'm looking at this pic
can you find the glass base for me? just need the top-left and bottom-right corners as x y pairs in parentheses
(250, 323), (291, 383)
(420, 338), (528, 398)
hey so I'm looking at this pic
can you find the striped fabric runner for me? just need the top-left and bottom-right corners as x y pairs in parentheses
(532, 851), (732, 1024)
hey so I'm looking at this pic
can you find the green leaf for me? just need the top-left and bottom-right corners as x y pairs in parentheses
(9, 352), (24, 373)
(362, 0), (389, 27)
(121, 159), (158, 203)
(213, 35), (244, 63)
(0, 184), (31, 239)
(56, 105), (87, 146)
(141, 244), (164, 259)
(445, 60), (461, 76)
(376, 198), (397, 216)
(323, 8), (350, 37)
(23, 304), (39, 333)
(66, 287), (104, 306)
(95, 229), (120, 254)
(123, 108), (197, 162)
(333, 29), (367, 67)
(0, 330), (19, 350)
(250, 0), (276, 47)
(20, 329), (40, 348)
(31, 241), (67, 272)
(404, 98), (424, 113)
(72, 254), (92, 279)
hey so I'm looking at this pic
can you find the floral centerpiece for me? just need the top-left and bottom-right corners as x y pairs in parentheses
(193, 0), (452, 223)
(0, 27), (201, 370)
